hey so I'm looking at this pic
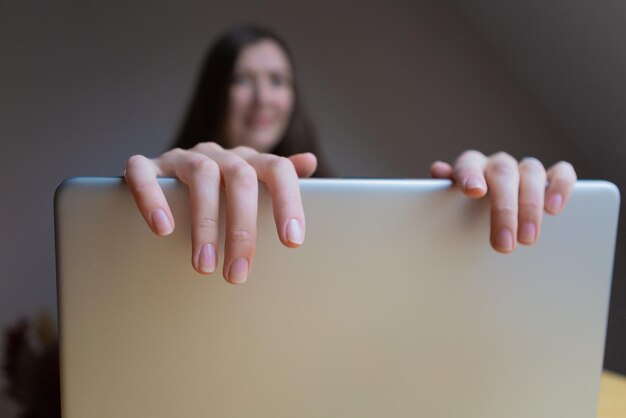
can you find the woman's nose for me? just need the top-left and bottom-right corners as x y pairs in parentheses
(253, 81), (273, 105)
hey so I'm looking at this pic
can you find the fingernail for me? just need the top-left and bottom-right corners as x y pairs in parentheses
(464, 176), (484, 191)
(151, 209), (173, 235)
(228, 258), (249, 284)
(286, 219), (304, 245)
(494, 229), (514, 252)
(519, 222), (536, 244)
(546, 194), (563, 213)
(198, 244), (216, 274)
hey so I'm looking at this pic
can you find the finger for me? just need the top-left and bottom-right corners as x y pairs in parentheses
(124, 154), (174, 236)
(452, 150), (489, 198)
(230, 146), (311, 245)
(288, 153), (318, 178)
(246, 154), (306, 248)
(229, 145), (259, 160)
(545, 161), (577, 214)
(189, 141), (224, 155)
(208, 150), (258, 285)
(168, 152), (221, 275)
(430, 161), (453, 179)
(517, 157), (547, 245)
(485, 152), (519, 253)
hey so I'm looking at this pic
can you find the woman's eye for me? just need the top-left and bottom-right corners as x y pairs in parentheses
(270, 73), (291, 87)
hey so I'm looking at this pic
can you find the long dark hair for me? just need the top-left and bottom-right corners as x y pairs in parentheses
(172, 24), (330, 175)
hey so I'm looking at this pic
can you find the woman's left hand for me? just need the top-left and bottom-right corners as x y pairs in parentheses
(430, 151), (577, 253)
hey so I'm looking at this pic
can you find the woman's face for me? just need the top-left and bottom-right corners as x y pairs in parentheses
(224, 39), (295, 152)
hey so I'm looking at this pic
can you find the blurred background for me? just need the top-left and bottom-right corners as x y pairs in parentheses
(1, 0), (625, 415)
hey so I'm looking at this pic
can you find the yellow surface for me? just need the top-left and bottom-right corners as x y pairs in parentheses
(598, 371), (626, 418)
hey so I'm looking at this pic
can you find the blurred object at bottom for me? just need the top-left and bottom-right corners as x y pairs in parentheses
(2, 311), (60, 418)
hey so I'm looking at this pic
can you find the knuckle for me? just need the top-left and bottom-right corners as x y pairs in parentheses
(125, 154), (147, 172)
(193, 141), (222, 154)
(228, 228), (256, 245)
(233, 145), (256, 154)
(556, 161), (577, 180)
(189, 157), (219, 178)
(224, 161), (257, 182)
(549, 166), (578, 188)
(460, 149), (482, 159)
(196, 216), (218, 230)
(556, 160), (574, 170)
(456, 149), (483, 163)
(267, 155), (295, 173)
(165, 147), (184, 158)
(488, 153), (517, 175)
(519, 157), (545, 174)
(488, 160), (516, 176)
(493, 202), (517, 217)
(159, 147), (185, 166)
(492, 151), (516, 164)
(519, 200), (543, 214)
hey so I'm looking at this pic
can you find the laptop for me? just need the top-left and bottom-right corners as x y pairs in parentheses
(55, 177), (619, 418)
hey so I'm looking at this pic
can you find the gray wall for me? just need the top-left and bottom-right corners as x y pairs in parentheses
(1, 0), (624, 414)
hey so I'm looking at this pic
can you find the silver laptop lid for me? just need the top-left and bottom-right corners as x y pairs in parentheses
(55, 178), (619, 418)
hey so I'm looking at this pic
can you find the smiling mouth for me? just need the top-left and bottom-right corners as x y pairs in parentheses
(247, 116), (275, 127)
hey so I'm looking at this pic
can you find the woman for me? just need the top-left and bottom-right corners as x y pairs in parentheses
(124, 25), (576, 284)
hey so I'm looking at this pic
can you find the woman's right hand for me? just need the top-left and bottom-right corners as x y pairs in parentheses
(124, 142), (318, 284)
